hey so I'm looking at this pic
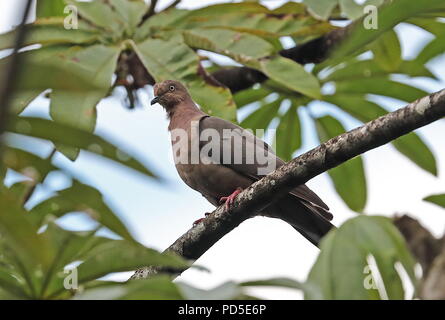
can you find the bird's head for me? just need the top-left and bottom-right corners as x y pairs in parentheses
(151, 80), (191, 111)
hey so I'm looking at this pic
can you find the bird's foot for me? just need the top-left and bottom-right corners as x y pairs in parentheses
(219, 187), (243, 211)
(193, 212), (212, 226)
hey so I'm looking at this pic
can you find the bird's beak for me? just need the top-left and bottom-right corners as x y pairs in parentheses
(151, 96), (160, 105)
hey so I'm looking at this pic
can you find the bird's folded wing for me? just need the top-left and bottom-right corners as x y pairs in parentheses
(199, 116), (331, 215)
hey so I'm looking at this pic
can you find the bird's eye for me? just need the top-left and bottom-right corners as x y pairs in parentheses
(169, 85), (175, 92)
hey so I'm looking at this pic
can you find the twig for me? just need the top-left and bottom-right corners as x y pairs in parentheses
(0, 0), (33, 137)
(131, 88), (445, 279)
(22, 148), (57, 205)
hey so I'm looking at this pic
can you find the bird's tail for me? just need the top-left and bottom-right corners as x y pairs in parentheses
(271, 196), (336, 247)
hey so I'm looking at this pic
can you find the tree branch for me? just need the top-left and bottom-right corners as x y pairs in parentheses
(131, 88), (445, 280)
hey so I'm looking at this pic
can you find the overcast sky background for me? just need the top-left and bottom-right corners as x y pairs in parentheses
(1, 0), (445, 299)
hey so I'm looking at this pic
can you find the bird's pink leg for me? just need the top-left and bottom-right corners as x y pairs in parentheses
(219, 187), (243, 211)
(193, 212), (211, 226)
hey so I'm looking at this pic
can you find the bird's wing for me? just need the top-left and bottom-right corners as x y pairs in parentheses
(199, 116), (331, 215)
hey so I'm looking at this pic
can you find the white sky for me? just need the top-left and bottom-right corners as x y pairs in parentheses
(1, 0), (445, 300)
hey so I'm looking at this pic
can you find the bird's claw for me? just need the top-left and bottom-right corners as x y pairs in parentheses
(193, 212), (212, 226)
(219, 188), (243, 211)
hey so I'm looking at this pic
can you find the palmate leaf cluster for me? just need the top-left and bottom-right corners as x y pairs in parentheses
(0, 0), (444, 300)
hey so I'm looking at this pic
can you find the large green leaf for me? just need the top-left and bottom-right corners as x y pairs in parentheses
(424, 194), (445, 209)
(132, 37), (237, 120)
(330, 0), (445, 61)
(306, 216), (416, 300)
(261, 56), (321, 99)
(233, 87), (271, 108)
(74, 276), (184, 300)
(0, 46), (106, 95)
(30, 181), (134, 241)
(76, 240), (189, 285)
(183, 28), (275, 63)
(49, 45), (121, 160)
(274, 106), (302, 161)
(240, 99), (281, 132)
(7, 116), (156, 179)
(0, 25), (99, 50)
(108, 0), (147, 34)
(392, 133), (437, 176)
(142, 2), (332, 38)
(323, 59), (436, 82)
(335, 77), (429, 102)
(370, 30), (402, 72)
(303, 0), (338, 20)
(3, 147), (57, 182)
(323, 94), (437, 176)
(0, 190), (54, 297)
(178, 281), (242, 300)
(64, 0), (125, 36)
(315, 115), (367, 212)
(36, 0), (66, 18)
(183, 28), (320, 99)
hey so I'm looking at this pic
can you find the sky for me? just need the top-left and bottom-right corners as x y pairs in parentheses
(1, 0), (445, 300)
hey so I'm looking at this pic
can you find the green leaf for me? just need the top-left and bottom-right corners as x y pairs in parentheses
(0, 46), (108, 94)
(306, 216), (416, 300)
(424, 194), (445, 209)
(240, 277), (322, 297)
(31, 181), (134, 241)
(156, 2), (332, 38)
(108, 0), (147, 34)
(303, 0), (338, 20)
(416, 37), (445, 64)
(0, 268), (29, 299)
(323, 59), (436, 82)
(392, 133), (437, 176)
(240, 99), (281, 132)
(49, 45), (120, 160)
(132, 37), (237, 121)
(3, 147), (56, 181)
(8, 116), (156, 180)
(38, 224), (101, 298)
(76, 241), (189, 285)
(331, 0), (445, 61)
(274, 106), (302, 161)
(0, 189), (54, 297)
(335, 77), (429, 102)
(36, 0), (66, 18)
(178, 281), (242, 300)
(315, 115), (367, 212)
(182, 28), (275, 63)
(233, 87), (271, 108)
(74, 276), (184, 300)
(64, 0), (125, 35)
(0, 25), (99, 50)
(370, 30), (402, 72)
(261, 56), (321, 99)
(323, 94), (438, 176)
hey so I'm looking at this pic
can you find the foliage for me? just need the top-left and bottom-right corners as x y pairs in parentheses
(0, 0), (443, 300)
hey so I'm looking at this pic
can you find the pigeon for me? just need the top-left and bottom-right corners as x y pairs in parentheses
(151, 80), (335, 247)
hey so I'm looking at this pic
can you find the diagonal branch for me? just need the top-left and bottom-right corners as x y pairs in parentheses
(131, 88), (445, 280)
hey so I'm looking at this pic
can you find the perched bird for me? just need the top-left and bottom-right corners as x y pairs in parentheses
(151, 80), (335, 247)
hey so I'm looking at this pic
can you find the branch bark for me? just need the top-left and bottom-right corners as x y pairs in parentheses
(394, 215), (445, 299)
(131, 88), (445, 280)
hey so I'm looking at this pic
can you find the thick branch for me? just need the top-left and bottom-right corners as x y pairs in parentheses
(131, 88), (445, 280)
